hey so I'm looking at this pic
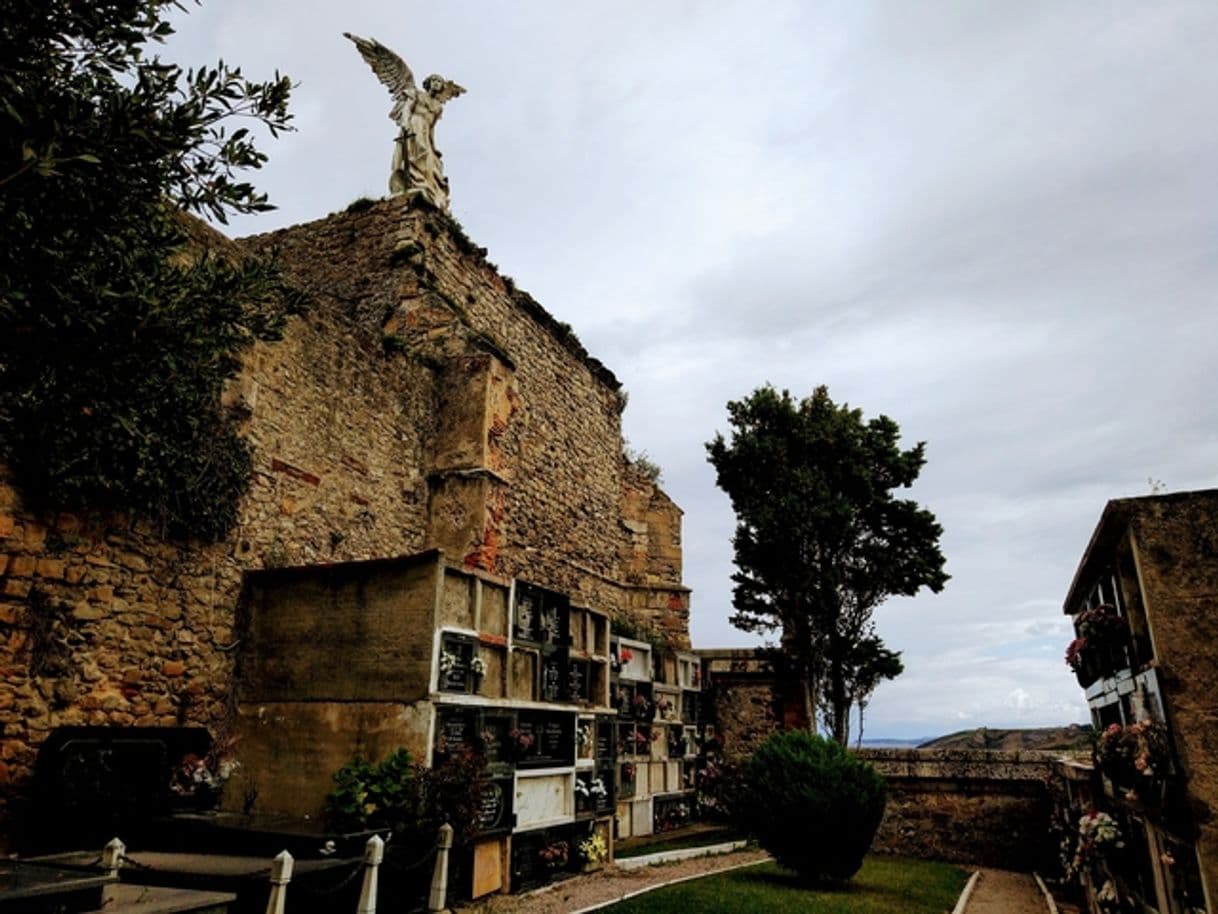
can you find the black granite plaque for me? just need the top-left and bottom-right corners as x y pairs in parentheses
(567, 659), (589, 703)
(634, 682), (653, 721)
(617, 723), (636, 758)
(540, 653), (564, 703)
(575, 772), (595, 817)
(439, 634), (475, 694)
(594, 762), (615, 813)
(478, 711), (516, 776)
(434, 707), (476, 759)
(516, 711), (574, 769)
(538, 719), (566, 759)
(513, 583), (541, 642)
(618, 761), (637, 798)
(539, 592), (570, 646)
(475, 778), (512, 834)
(510, 830), (544, 891)
(667, 726), (687, 758)
(681, 691), (699, 724)
(595, 717), (614, 762)
(613, 682), (633, 718)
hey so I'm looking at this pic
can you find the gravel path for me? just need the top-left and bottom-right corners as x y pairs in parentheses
(963, 868), (1049, 914)
(457, 856), (1049, 914)
(455, 848), (771, 914)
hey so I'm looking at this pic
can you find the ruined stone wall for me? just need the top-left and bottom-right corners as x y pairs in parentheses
(249, 197), (687, 625)
(0, 293), (436, 839)
(861, 749), (1057, 870)
(1127, 491), (1218, 898)
(698, 649), (786, 759)
(0, 196), (689, 844)
(620, 466), (690, 648)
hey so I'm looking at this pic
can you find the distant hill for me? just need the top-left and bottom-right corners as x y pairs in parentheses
(918, 725), (1093, 752)
(858, 737), (934, 749)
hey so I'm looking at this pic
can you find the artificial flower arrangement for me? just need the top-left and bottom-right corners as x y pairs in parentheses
(170, 752), (239, 798)
(538, 840), (569, 870)
(1067, 810), (1134, 914)
(1065, 604), (1126, 674)
(470, 655), (486, 677)
(574, 777), (608, 800)
(508, 728), (535, 755)
(669, 729), (688, 756)
(577, 722), (593, 752)
(1096, 720), (1171, 799)
(438, 650), (459, 674)
(1067, 809), (1124, 878)
(578, 833), (609, 867)
(1064, 637), (1088, 672)
(619, 647), (634, 664)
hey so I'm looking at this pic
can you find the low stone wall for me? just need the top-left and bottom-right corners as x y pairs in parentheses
(858, 749), (1057, 870)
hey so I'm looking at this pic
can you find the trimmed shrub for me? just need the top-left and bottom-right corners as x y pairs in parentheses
(739, 730), (887, 883)
(325, 747), (487, 852)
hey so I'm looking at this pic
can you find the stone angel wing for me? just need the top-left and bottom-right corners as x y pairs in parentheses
(343, 32), (416, 104)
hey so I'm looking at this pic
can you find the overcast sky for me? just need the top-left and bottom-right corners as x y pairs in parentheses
(167, 1), (1218, 740)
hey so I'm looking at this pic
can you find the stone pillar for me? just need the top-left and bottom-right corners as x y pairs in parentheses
(265, 850), (293, 914)
(428, 823), (454, 913)
(357, 834), (383, 914)
(426, 353), (518, 572)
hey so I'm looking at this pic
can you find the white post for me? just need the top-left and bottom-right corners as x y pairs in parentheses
(427, 823), (454, 913)
(102, 837), (125, 878)
(100, 837), (125, 906)
(265, 849), (293, 914)
(356, 834), (384, 914)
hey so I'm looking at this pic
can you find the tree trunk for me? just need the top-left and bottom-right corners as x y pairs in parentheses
(802, 675), (815, 732)
(828, 641), (850, 746)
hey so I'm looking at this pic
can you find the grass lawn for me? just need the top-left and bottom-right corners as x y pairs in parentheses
(598, 856), (969, 914)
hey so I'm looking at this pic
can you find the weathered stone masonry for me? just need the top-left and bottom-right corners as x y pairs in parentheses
(0, 196), (688, 845)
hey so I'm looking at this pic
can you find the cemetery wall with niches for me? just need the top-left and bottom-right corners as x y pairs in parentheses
(0, 196), (691, 847)
(231, 549), (712, 898)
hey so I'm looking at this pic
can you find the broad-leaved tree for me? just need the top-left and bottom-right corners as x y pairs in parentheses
(706, 385), (947, 744)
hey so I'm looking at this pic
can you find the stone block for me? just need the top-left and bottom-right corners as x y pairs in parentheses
(22, 524), (46, 551)
(6, 556), (35, 578)
(115, 552), (148, 571)
(35, 558), (66, 579)
(2, 580), (31, 599)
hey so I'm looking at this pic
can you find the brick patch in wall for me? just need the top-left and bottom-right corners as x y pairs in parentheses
(270, 458), (322, 486)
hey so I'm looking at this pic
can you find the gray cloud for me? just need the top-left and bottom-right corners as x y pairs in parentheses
(167, 0), (1218, 738)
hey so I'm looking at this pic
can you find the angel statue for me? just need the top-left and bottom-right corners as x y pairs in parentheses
(344, 32), (466, 211)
